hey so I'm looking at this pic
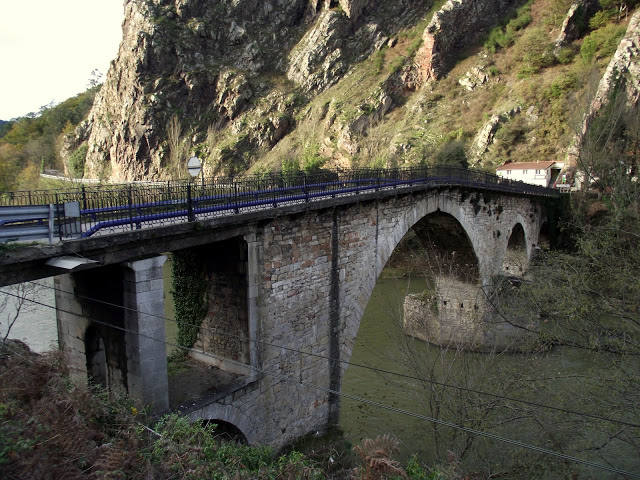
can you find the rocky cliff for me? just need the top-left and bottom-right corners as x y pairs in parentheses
(74, 0), (428, 180)
(67, 0), (640, 182)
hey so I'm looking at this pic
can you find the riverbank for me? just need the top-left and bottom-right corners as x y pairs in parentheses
(0, 340), (446, 480)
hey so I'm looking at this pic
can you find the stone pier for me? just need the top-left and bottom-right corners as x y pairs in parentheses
(55, 255), (169, 414)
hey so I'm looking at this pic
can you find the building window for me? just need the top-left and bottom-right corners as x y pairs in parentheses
(506, 170), (511, 174)
(535, 169), (542, 174)
(523, 169), (528, 174)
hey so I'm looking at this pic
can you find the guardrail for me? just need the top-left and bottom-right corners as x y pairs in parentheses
(0, 166), (558, 243)
(0, 203), (81, 244)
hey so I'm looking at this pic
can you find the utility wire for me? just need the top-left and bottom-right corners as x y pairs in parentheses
(30, 280), (640, 430)
(1, 288), (639, 479)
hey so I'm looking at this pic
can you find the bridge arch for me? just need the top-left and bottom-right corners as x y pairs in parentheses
(373, 193), (485, 283)
(202, 419), (249, 444)
(187, 399), (260, 445)
(502, 222), (528, 276)
(340, 191), (488, 365)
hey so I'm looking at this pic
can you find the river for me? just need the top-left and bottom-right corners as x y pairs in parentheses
(2, 268), (638, 478)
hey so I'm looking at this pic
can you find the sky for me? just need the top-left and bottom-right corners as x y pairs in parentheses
(0, 1), (124, 120)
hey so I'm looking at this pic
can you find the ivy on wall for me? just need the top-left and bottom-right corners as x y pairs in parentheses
(171, 249), (208, 357)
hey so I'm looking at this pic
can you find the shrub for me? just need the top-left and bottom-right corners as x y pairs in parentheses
(484, 0), (532, 52)
(515, 27), (556, 76)
(485, 26), (515, 53)
(301, 143), (325, 173)
(546, 73), (578, 98)
(435, 140), (467, 168)
(373, 47), (387, 74)
(68, 144), (88, 178)
(589, 9), (615, 29)
(281, 156), (300, 182)
(580, 23), (626, 63)
(555, 46), (577, 64)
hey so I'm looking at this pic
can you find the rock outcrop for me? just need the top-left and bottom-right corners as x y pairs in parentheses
(554, 0), (600, 48)
(81, 0), (314, 181)
(307, 0), (369, 21)
(469, 106), (521, 165)
(287, 10), (351, 94)
(415, 0), (520, 83)
(567, 9), (640, 168)
(71, 0), (425, 181)
(458, 65), (489, 91)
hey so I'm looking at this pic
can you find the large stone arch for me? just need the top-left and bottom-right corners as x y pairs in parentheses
(340, 190), (489, 368)
(374, 192), (485, 282)
(497, 213), (540, 276)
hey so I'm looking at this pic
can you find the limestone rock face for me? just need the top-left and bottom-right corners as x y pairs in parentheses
(334, 87), (393, 155)
(415, 0), (519, 82)
(338, 0), (369, 20)
(72, 0), (425, 181)
(287, 10), (351, 94)
(554, 0), (600, 48)
(469, 106), (521, 165)
(568, 9), (640, 167)
(82, 0), (309, 181)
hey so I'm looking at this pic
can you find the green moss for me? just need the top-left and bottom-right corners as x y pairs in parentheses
(171, 249), (208, 356)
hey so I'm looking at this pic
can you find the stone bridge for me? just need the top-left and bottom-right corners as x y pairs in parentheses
(0, 183), (553, 447)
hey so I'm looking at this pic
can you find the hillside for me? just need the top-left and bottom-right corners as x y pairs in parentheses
(1, 0), (638, 186)
(62, 0), (638, 182)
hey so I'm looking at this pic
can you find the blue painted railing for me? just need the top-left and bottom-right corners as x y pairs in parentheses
(0, 166), (558, 240)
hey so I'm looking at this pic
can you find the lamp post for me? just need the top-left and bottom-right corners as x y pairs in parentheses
(186, 156), (201, 222)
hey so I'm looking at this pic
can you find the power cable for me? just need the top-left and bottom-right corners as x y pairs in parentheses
(1, 288), (638, 479)
(30, 280), (640, 430)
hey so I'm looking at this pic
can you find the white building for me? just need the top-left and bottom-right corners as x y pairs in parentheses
(496, 161), (564, 188)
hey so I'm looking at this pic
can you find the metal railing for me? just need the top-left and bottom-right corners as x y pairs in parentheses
(0, 166), (558, 242)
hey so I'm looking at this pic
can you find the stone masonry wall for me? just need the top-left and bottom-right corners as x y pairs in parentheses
(403, 275), (488, 349)
(194, 239), (250, 372)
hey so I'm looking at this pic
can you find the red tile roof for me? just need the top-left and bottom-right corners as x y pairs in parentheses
(496, 161), (557, 171)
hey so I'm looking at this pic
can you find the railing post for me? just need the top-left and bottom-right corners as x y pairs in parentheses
(81, 185), (87, 211)
(55, 193), (62, 241)
(48, 204), (54, 245)
(234, 181), (239, 214)
(187, 183), (195, 222)
(128, 184), (134, 230)
(303, 173), (309, 202)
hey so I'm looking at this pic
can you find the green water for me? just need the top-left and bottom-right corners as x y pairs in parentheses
(161, 257), (638, 477)
(339, 277), (640, 478)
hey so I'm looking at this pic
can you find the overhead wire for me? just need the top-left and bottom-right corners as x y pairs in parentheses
(1, 287), (639, 479)
(28, 279), (640, 430)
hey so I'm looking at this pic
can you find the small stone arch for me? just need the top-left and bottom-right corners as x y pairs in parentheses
(188, 401), (258, 445)
(202, 419), (249, 444)
(375, 193), (484, 282)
